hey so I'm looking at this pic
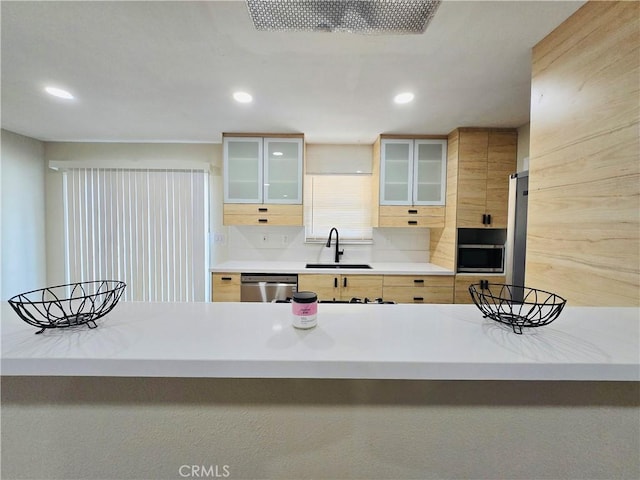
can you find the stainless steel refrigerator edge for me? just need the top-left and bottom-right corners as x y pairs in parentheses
(505, 172), (528, 287)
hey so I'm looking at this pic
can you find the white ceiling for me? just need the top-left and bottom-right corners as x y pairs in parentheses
(1, 0), (585, 144)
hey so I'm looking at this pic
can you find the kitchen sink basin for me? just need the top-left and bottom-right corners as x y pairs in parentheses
(305, 263), (372, 269)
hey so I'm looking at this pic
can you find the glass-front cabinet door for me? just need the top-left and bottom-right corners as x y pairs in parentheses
(380, 138), (446, 206)
(413, 139), (447, 205)
(223, 137), (263, 203)
(264, 137), (303, 204)
(380, 139), (413, 205)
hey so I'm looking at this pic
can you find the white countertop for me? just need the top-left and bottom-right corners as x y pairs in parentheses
(2, 302), (638, 381)
(211, 261), (454, 275)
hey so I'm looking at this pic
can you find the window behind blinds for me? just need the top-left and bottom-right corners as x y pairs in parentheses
(304, 174), (373, 242)
(63, 168), (208, 302)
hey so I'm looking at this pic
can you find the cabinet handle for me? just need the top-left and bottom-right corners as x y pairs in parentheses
(480, 280), (489, 290)
(258, 218), (268, 223)
(258, 207), (268, 212)
(408, 220), (418, 225)
(408, 209), (418, 214)
(343, 277), (347, 288)
(334, 278), (338, 288)
(221, 277), (232, 281)
(413, 279), (424, 284)
(482, 214), (487, 225)
(487, 214), (492, 225)
(413, 297), (424, 302)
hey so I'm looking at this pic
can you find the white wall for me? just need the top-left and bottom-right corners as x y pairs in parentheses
(43, 141), (225, 286)
(2, 377), (638, 480)
(226, 226), (430, 264)
(0, 130), (46, 300)
(41, 141), (433, 288)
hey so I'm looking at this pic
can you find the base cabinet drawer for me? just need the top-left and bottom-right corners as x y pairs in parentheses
(298, 274), (383, 301)
(298, 274), (339, 301)
(454, 275), (505, 304)
(342, 275), (383, 300)
(383, 275), (454, 304)
(212, 272), (241, 302)
(384, 286), (453, 304)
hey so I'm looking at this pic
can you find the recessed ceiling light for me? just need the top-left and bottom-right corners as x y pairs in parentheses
(45, 86), (74, 100)
(272, 151), (283, 156)
(233, 91), (253, 103)
(394, 92), (415, 104)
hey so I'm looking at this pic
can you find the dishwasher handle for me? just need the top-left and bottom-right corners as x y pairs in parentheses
(241, 274), (298, 284)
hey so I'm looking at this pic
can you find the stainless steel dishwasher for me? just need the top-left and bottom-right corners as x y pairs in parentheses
(240, 274), (297, 302)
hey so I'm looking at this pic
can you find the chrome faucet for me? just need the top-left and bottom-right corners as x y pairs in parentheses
(326, 227), (344, 263)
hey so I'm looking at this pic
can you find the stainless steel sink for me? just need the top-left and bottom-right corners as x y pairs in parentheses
(305, 263), (372, 269)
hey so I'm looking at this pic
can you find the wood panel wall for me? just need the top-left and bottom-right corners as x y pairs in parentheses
(527, 1), (639, 305)
(429, 130), (459, 269)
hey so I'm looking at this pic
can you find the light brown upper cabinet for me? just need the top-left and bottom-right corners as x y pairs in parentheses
(372, 135), (448, 228)
(223, 133), (304, 226)
(454, 129), (517, 228)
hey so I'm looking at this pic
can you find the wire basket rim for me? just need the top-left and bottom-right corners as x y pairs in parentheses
(8, 280), (126, 304)
(468, 283), (567, 334)
(8, 280), (127, 334)
(469, 283), (567, 305)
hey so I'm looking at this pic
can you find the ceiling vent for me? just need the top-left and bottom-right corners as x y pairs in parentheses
(245, 0), (442, 34)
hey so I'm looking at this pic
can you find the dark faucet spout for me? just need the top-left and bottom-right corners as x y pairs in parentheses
(326, 227), (343, 263)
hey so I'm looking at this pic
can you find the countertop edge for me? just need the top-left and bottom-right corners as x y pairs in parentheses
(2, 360), (639, 382)
(210, 262), (455, 275)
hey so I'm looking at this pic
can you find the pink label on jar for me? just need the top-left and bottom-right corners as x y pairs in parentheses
(292, 302), (317, 316)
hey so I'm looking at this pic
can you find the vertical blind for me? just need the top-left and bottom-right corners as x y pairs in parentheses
(63, 168), (208, 302)
(304, 174), (373, 242)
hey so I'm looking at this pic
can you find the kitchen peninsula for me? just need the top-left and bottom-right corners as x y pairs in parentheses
(2, 301), (638, 381)
(3, 300), (639, 480)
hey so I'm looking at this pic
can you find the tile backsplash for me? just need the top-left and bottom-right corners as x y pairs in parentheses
(217, 226), (430, 264)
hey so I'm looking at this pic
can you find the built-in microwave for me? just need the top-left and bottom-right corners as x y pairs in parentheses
(457, 244), (505, 273)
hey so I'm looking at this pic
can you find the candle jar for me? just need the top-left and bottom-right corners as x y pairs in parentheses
(292, 291), (318, 329)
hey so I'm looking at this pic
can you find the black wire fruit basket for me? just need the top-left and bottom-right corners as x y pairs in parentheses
(469, 283), (567, 334)
(8, 280), (126, 334)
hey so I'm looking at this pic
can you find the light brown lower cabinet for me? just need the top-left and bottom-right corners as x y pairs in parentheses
(298, 274), (383, 301)
(211, 272), (241, 302)
(454, 275), (506, 304)
(383, 275), (454, 303)
(212, 272), (459, 304)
